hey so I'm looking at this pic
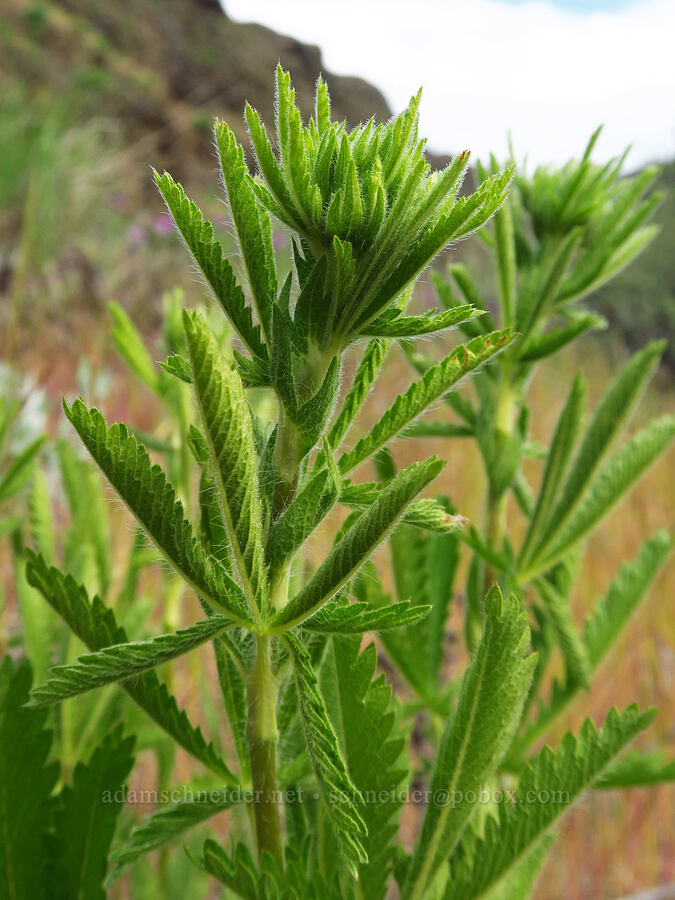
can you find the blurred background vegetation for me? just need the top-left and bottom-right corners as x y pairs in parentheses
(0, 1), (672, 897)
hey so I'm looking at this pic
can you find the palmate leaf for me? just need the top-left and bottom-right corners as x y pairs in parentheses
(284, 633), (368, 871)
(357, 304), (481, 339)
(48, 726), (135, 900)
(338, 331), (512, 474)
(215, 121), (276, 342)
(110, 789), (238, 870)
(25, 553), (236, 783)
(403, 589), (535, 900)
(0, 657), (58, 900)
(524, 340), (665, 567)
(29, 615), (230, 707)
(303, 598), (430, 634)
(64, 399), (252, 625)
(154, 170), (267, 360)
(184, 311), (269, 616)
(446, 705), (655, 900)
(272, 457), (444, 630)
(321, 636), (409, 899)
(345, 170), (513, 337)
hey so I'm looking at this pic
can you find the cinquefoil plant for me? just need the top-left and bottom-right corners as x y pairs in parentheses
(18, 71), (667, 899)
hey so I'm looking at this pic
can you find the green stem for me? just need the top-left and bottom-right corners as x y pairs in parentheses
(246, 634), (283, 867)
(483, 375), (517, 594)
(272, 407), (301, 520)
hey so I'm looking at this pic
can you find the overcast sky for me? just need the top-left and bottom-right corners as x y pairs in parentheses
(224, 0), (674, 170)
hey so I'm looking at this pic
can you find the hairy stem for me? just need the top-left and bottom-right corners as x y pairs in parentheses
(272, 408), (301, 520)
(246, 634), (283, 867)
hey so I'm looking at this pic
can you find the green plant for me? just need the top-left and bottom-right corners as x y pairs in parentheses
(7, 71), (672, 899)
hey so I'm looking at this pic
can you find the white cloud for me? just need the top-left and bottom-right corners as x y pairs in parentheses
(224, 0), (675, 168)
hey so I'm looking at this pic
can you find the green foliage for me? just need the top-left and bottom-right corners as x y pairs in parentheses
(0, 657), (133, 899)
(47, 726), (135, 900)
(338, 331), (512, 475)
(403, 589), (535, 900)
(110, 790), (238, 870)
(273, 457), (444, 630)
(447, 706), (654, 899)
(63, 399), (252, 625)
(7, 71), (670, 900)
(25, 553), (236, 782)
(0, 657), (58, 899)
(285, 633), (367, 870)
(321, 636), (409, 898)
(183, 310), (269, 617)
(28, 615), (231, 707)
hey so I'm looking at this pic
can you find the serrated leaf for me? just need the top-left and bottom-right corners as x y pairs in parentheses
(527, 341), (665, 565)
(25, 553), (236, 782)
(0, 657), (58, 900)
(402, 420), (473, 439)
(446, 705), (655, 900)
(154, 170), (267, 359)
(215, 121), (276, 342)
(64, 399), (252, 625)
(48, 726), (134, 900)
(303, 599), (430, 633)
(284, 632), (367, 871)
(339, 331), (512, 474)
(357, 304), (481, 339)
(583, 529), (671, 669)
(519, 374), (586, 566)
(29, 615), (231, 707)
(160, 352), (192, 384)
(321, 636), (409, 898)
(339, 482), (465, 534)
(272, 457), (444, 630)
(323, 338), (389, 457)
(533, 413), (675, 573)
(110, 789), (237, 870)
(375, 494), (461, 701)
(403, 589), (535, 900)
(266, 469), (336, 569)
(184, 310), (268, 617)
